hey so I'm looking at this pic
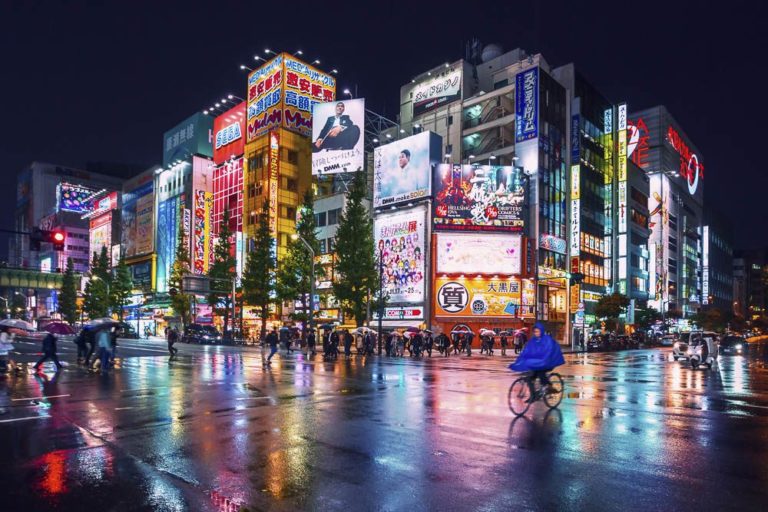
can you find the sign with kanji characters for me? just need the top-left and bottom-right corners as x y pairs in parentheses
(162, 112), (213, 167)
(213, 102), (246, 165)
(435, 233), (521, 275)
(433, 164), (525, 232)
(412, 68), (462, 116)
(374, 205), (427, 304)
(515, 67), (538, 143)
(434, 276), (532, 318)
(268, 132), (280, 241)
(246, 53), (336, 141)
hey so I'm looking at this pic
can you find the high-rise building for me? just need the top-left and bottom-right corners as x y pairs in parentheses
(732, 248), (766, 324)
(629, 106), (705, 318)
(702, 208), (733, 312)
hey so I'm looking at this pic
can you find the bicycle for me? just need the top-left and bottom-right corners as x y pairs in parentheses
(507, 371), (565, 416)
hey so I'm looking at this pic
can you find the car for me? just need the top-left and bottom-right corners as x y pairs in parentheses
(182, 324), (222, 344)
(674, 331), (719, 360)
(719, 335), (748, 356)
(660, 335), (676, 347)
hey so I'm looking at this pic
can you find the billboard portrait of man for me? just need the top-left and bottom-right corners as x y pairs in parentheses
(313, 101), (361, 152)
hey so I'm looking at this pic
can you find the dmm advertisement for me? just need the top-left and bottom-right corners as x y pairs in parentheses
(435, 233), (522, 275)
(311, 98), (364, 175)
(433, 164), (525, 232)
(373, 131), (440, 208)
(374, 205), (427, 304)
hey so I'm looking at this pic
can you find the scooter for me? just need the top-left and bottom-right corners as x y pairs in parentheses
(687, 333), (718, 369)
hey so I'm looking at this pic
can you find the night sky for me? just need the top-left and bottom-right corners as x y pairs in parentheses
(1, 0), (765, 254)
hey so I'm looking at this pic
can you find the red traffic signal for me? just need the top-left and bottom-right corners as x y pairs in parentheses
(50, 230), (66, 251)
(29, 228), (66, 251)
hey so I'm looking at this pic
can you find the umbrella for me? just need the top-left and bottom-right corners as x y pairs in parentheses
(405, 326), (420, 334)
(479, 328), (496, 336)
(422, 329), (433, 334)
(354, 327), (377, 335)
(450, 327), (473, 335)
(86, 317), (119, 329)
(0, 318), (35, 331)
(42, 322), (75, 335)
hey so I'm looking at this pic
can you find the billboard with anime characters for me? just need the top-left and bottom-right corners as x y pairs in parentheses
(374, 205), (427, 304)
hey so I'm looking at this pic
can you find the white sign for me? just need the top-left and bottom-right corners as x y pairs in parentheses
(618, 103), (627, 131)
(570, 200), (580, 256)
(436, 281), (469, 313)
(436, 233), (521, 275)
(214, 122), (242, 149)
(373, 306), (424, 320)
(311, 98), (365, 175)
(413, 69), (462, 115)
(618, 181), (628, 233)
(373, 132), (433, 208)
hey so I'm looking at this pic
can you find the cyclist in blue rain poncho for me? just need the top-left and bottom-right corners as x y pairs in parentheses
(508, 322), (565, 388)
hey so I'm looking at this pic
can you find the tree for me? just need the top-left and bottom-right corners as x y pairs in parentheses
(83, 251), (110, 319)
(634, 303), (662, 330)
(10, 292), (27, 320)
(207, 207), (236, 333)
(168, 221), (192, 328)
(595, 292), (630, 331)
(332, 171), (377, 327)
(692, 307), (731, 332)
(242, 200), (275, 340)
(275, 189), (319, 332)
(111, 257), (134, 321)
(58, 257), (79, 324)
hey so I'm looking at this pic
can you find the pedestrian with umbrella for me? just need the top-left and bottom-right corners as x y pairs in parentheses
(500, 331), (509, 356)
(343, 329), (353, 359)
(96, 325), (112, 372)
(307, 329), (316, 357)
(33, 331), (63, 372)
(0, 327), (18, 374)
(424, 330), (434, 357)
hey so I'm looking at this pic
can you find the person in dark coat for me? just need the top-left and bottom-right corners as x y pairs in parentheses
(425, 332), (434, 357)
(307, 330), (316, 356)
(84, 327), (97, 366)
(330, 330), (340, 359)
(412, 333), (423, 357)
(385, 333), (393, 356)
(500, 333), (508, 356)
(343, 330), (353, 359)
(34, 332), (62, 371)
(452, 333), (460, 355)
(167, 327), (179, 358)
(74, 329), (88, 363)
(266, 329), (279, 364)
(465, 332), (474, 356)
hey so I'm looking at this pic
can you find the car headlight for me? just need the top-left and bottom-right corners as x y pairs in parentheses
(735, 344), (743, 349)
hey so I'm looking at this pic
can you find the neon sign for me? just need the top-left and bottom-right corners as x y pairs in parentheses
(667, 125), (704, 195)
(627, 117), (650, 168)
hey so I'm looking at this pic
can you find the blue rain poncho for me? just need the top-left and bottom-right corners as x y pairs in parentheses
(508, 322), (565, 372)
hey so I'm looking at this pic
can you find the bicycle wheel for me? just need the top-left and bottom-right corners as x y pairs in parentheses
(508, 378), (532, 416)
(543, 372), (564, 409)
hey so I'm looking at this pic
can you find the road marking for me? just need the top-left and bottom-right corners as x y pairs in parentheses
(115, 407), (134, 410)
(12, 394), (71, 401)
(0, 415), (51, 424)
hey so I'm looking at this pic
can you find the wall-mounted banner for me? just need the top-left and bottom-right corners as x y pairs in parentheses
(373, 132), (438, 208)
(413, 68), (462, 116)
(434, 276), (531, 318)
(374, 205), (427, 304)
(515, 67), (538, 142)
(539, 233), (566, 255)
(311, 98), (364, 175)
(433, 164), (525, 232)
(435, 233), (521, 275)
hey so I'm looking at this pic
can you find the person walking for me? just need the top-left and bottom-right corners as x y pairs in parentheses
(84, 327), (97, 367)
(396, 334), (405, 357)
(425, 332), (433, 357)
(330, 330), (340, 360)
(0, 329), (17, 374)
(465, 332), (474, 356)
(34, 332), (62, 372)
(74, 328), (88, 363)
(488, 334), (495, 356)
(167, 327), (179, 358)
(96, 327), (112, 372)
(266, 328), (279, 365)
(452, 333), (460, 355)
(385, 333), (393, 357)
(307, 330), (316, 357)
(343, 330), (353, 359)
(500, 333), (508, 356)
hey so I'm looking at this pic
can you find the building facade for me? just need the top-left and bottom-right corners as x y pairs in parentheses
(702, 208), (733, 312)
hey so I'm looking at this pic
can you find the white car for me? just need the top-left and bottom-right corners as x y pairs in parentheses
(660, 335), (676, 347)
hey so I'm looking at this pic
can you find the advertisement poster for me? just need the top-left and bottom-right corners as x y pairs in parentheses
(413, 68), (462, 115)
(433, 164), (525, 231)
(213, 102), (246, 165)
(89, 213), (112, 259)
(193, 190), (212, 275)
(374, 206), (427, 304)
(436, 233), (521, 275)
(282, 55), (336, 137)
(57, 183), (96, 213)
(156, 195), (181, 293)
(434, 276), (532, 318)
(373, 132), (437, 208)
(122, 181), (154, 258)
(247, 54), (284, 141)
(162, 112), (213, 167)
(311, 98), (364, 175)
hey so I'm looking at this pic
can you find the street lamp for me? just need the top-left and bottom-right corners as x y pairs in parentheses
(291, 233), (315, 343)
(343, 88), (352, 99)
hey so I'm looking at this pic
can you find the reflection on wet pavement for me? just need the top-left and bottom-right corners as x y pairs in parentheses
(1, 344), (768, 511)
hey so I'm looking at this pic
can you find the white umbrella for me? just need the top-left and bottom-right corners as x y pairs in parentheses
(354, 327), (377, 335)
(0, 318), (35, 331)
(479, 328), (496, 336)
(86, 317), (119, 329)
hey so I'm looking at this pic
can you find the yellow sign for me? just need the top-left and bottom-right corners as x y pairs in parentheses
(434, 276), (532, 318)
(570, 164), (581, 199)
(268, 132), (280, 241)
(570, 284), (580, 313)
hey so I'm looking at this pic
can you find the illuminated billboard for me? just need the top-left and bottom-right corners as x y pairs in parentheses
(435, 233), (521, 275)
(412, 68), (462, 116)
(433, 276), (533, 318)
(373, 131), (440, 208)
(515, 67), (538, 142)
(433, 164), (525, 232)
(193, 189), (212, 275)
(213, 102), (246, 165)
(311, 98), (364, 175)
(89, 213), (112, 259)
(246, 53), (336, 141)
(156, 195), (183, 293)
(374, 206), (427, 304)
(57, 183), (96, 213)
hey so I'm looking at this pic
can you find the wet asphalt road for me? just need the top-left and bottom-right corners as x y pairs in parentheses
(2, 339), (768, 512)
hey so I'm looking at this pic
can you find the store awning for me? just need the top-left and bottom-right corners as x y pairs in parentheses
(377, 320), (423, 329)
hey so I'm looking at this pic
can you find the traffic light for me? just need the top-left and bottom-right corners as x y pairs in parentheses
(29, 228), (66, 251)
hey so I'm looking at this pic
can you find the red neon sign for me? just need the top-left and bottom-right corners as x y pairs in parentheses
(627, 117), (650, 168)
(667, 125), (704, 195)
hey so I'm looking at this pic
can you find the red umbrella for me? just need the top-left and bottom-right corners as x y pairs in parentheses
(43, 322), (75, 335)
(405, 327), (420, 334)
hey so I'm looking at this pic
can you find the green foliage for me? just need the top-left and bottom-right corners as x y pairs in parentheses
(332, 171), (376, 327)
(692, 307), (732, 332)
(10, 293), (27, 319)
(633, 303), (662, 329)
(169, 220), (192, 328)
(58, 257), (79, 324)
(207, 207), (236, 331)
(83, 250), (110, 319)
(242, 200), (275, 340)
(111, 257), (134, 321)
(275, 190), (319, 328)
(595, 292), (630, 328)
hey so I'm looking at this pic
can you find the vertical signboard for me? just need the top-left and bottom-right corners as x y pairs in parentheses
(283, 55), (336, 136)
(193, 190), (212, 275)
(374, 206), (427, 304)
(515, 67), (539, 143)
(268, 132), (280, 242)
(617, 103), (628, 294)
(570, 164), (581, 257)
(246, 55), (284, 141)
